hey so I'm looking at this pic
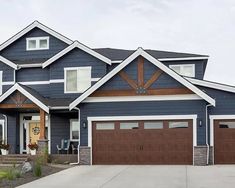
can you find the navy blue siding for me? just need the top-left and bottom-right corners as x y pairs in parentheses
(79, 100), (207, 146)
(165, 59), (207, 79)
(50, 112), (77, 154)
(100, 57), (184, 90)
(16, 67), (49, 82)
(6, 112), (19, 154)
(0, 61), (14, 82)
(0, 28), (68, 61)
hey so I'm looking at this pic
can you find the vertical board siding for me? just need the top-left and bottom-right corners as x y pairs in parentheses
(6, 113), (19, 154)
(0, 28), (68, 61)
(50, 112), (77, 154)
(79, 100), (207, 146)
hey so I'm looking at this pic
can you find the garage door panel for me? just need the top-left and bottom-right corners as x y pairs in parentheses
(92, 120), (193, 164)
(215, 120), (235, 164)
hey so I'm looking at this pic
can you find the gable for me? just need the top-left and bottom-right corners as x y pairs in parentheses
(92, 56), (192, 97)
(0, 27), (68, 62)
(70, 48), (215, 110)
(1, 90), (33, 105)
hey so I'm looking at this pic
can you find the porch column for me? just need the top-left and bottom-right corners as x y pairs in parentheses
(39, 109), (46, 139)
(38, 109), (48, 160)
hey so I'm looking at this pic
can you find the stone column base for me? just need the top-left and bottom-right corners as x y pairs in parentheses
(37, 139), (49, 155)
(194, 146), (213, 166)
(79, 146), (91, 165)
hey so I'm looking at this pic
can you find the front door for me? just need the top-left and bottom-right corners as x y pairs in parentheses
(29, 122), (40, 144)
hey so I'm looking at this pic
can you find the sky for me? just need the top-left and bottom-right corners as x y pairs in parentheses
(0, 0), (235, 85)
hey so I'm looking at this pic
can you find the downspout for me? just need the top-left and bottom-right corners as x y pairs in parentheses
(3, 114), (7, 143)
(70, 107), (80, 165)
(206, 104), (213, 165)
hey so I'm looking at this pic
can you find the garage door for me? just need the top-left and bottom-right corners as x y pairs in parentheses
(92, 120), (193, 164)
(214, 120), (235, 164)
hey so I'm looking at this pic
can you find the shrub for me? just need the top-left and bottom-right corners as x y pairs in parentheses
(0, 140), (10, 150)
(33, 162), (42, 177)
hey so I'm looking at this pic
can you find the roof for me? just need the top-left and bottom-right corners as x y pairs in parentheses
(0, 83), (49, 113)
(0, 21), (73, 51)
(69, 48), (215, 110)
(186, 77), (235, 94)
(94, 48), (209, 62)
(42, 41), (112, 68)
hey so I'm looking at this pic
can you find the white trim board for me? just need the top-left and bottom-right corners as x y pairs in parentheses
(111, 56), (209, 63)
(42, 41), (112, 68)
(82, 94), (202, 103)
(87, 114), (198, 165)
(0, 21), (73, 51)
(209, 115), (235, 147)
(0, 83), (49, 113)
(0, 56), (18, 70)
(186, 77), (235, 94)
(70, 48), (215, 110)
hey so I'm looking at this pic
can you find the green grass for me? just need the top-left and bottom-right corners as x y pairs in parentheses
(0, 171), (8, 179)
(0, 168), (21, 180)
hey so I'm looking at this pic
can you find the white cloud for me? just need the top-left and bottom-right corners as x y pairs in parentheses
(0, 0), (235, 85)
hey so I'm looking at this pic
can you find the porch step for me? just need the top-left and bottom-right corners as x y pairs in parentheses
(0, 155), (29, 165)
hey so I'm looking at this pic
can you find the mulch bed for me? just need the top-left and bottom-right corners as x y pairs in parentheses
(0, 164), (69, 188)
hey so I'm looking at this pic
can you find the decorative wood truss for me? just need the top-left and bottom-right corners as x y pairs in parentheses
(92, 56), (193, 97)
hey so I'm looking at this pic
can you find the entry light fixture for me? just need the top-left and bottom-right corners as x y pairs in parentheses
(82, 121), (87, 129)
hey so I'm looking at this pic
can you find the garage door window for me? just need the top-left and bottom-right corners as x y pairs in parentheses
(219, 122), (235, 128)
(120, 122), (139, 129)
(96, 123), (115, 130)
(144, 122), (163, 129)
(169, 121), (188, 129)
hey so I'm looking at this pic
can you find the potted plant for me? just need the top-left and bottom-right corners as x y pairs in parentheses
(0, 141), (10, 155)
(28, 143), (38, 155)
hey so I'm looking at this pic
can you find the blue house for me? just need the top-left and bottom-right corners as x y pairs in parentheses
(0, 21), (235, 165)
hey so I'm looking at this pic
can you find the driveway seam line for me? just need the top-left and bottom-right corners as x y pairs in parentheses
(99, 166), (130, 188)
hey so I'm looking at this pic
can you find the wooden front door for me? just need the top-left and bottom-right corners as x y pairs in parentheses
(214, 120), (235, 164)
(29, 122), (40, 144)
(92, 120), (193, 165)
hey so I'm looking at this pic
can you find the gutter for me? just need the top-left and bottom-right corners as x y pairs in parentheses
(206, 104), (213, 165)
(70, 107), (80, 165)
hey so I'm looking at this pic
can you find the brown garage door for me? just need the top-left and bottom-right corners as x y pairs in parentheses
(214, 120), (235, 164)
(92, 120), (193, 164)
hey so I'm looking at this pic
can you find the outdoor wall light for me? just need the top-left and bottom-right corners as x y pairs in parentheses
(199, 119), (203, 127)
(82, 121), (87, 129)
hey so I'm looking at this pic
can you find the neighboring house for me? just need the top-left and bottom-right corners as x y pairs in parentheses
(0, 21), (235, 165)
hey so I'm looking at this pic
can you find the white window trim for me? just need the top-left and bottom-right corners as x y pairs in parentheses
(26, 36), (49, 51)
(70, 119), (80, 141)
(169, 64), (195, 77)
(87, 114), (198, 165)
(64, 67), (92, 94)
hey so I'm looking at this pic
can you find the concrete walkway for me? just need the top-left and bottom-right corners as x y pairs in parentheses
(18, 165), (235, 188)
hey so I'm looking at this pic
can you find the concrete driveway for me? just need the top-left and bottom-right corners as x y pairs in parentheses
(18, 165), (235, 188)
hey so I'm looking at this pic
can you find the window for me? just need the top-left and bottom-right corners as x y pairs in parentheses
(64, 67), (91, 93)
(26, 37), (49, 50)
(219, 122), (235, 128)
(96, 123), (115, 130)
(70, 120), (79, 141)
(169, 64), (195, 77)
(120, 122), (139, 129)
(169, 121), (189, 128)
(144, 122), (163, 129)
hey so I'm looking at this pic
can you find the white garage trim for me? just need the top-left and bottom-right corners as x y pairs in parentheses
(87, 114), (198, 165)
(209, 115), (235, 165)
(209, 115), (235, 147)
